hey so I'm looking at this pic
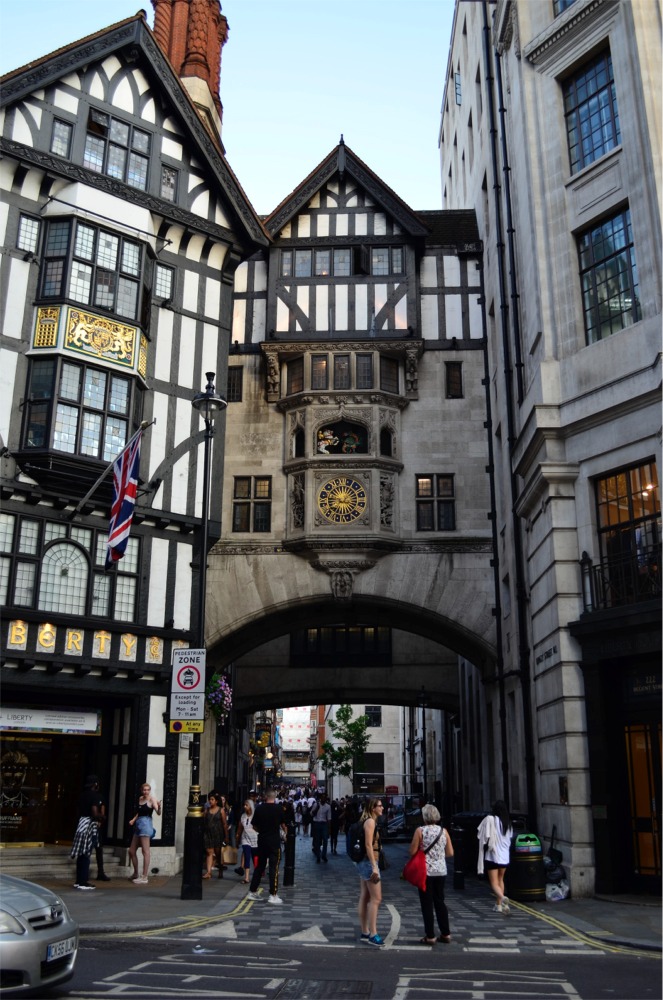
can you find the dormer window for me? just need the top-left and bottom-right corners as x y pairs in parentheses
(84, 109), (151, 191)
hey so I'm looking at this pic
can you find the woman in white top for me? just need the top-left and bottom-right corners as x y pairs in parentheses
(408, 803), (454, 944)
(237, 799), (258, 885)
(477, 800), (513, 913)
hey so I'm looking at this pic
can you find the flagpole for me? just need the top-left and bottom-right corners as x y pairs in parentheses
(68, 419), (155, 519)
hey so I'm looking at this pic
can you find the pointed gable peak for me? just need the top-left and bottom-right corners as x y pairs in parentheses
(265, 141), (428, 238)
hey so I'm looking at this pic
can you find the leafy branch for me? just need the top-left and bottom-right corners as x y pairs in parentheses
(318, 704), (371, 778)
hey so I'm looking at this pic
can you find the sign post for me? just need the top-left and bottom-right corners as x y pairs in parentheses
(170, 648), (206, 733)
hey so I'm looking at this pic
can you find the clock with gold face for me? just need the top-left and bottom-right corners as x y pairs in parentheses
(317, 476), (368, 524)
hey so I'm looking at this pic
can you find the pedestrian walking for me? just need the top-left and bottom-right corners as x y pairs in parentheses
(203, 791), (225, 879)
(477, 799), (513, 913)
(70, 775), (101, 890)
(354, 797), (385, 946)
(312, 793), (332, 862)
(237, 798), (258, 884)
(330, 798), (341, 854)
(408, 803), (454, 944)
(247, 788), (287, 905)
(127, 782), (161, 884)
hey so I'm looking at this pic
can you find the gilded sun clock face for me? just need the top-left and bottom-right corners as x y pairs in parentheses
(318, 476), (368, 524)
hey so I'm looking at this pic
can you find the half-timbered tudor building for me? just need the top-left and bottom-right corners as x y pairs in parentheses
(205, 141), (493, 825)
(0, 4), (267, 868)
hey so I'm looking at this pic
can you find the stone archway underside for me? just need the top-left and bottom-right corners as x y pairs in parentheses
(205, 547), (497, 711)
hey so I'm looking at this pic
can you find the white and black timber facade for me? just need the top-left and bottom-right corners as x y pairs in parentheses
(0, 8), (267, 866)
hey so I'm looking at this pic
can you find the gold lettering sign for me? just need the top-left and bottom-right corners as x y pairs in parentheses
(65, 308), (136, 369)
(66, 629), (83, 654)
(93, 631), (111, 658)
(119, 634), (137, 661)
(146, 636), (163, 664)
(8, 621), (28, 650)
(37, 623), (56, 651)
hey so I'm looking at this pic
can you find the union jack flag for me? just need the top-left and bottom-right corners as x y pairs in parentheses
(106, 431), (142, 568)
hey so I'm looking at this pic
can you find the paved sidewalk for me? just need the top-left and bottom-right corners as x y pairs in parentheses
(38, 835), (661, 954)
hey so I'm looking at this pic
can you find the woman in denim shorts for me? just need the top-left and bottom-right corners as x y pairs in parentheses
(355, 798), (385, 947)
(128, 782), (161, 884)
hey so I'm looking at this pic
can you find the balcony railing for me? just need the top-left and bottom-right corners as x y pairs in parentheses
(580, 546), (661, 613)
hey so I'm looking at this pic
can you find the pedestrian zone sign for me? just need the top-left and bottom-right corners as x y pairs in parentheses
(170, 648), (206, 731)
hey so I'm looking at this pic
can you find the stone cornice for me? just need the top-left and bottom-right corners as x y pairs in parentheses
(211, 538), (492, 556)
(261, 340), (423, 356)
(523, 0), (620, 72)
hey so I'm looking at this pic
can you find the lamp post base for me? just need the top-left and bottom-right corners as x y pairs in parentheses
(180, 807), (204, 900)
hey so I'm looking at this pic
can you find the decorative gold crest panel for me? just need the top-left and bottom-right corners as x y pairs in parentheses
(64, 308), (137, 368)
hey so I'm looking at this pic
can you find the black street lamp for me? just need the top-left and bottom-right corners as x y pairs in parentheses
(418, 686), (428, 803)
(180, 372), (227, 901)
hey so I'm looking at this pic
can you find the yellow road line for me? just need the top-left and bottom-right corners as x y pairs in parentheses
(510, 899), (658, 958)
(82, 898), (255, 939)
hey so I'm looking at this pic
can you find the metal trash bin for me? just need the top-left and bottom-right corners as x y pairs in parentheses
(505, 832), (546, 902)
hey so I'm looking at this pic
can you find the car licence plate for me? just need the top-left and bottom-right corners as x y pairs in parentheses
(47, 936), (76, 961)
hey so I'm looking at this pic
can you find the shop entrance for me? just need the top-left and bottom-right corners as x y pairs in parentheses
(0, 734), (88, 846)
(625, 721), (662, 891)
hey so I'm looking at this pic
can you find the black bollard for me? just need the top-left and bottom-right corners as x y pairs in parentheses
(283, 821), (296, 886)
(452, 824), (465, 890)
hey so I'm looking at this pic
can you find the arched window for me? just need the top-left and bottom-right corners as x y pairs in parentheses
(38, 542), (88, 615)
(380, 428), (393, 457)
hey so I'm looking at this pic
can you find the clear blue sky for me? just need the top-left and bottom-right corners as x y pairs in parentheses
(0, 0), (455, 215)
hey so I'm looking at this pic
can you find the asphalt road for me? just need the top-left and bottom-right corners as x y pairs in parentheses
(54, 935), (661, 1000)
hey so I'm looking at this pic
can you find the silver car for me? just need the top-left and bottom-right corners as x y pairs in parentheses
(0, 874), (79, 995)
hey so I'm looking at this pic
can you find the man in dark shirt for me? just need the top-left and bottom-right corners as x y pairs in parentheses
(70, 775), (100, 890)
(247, 789), (287, 905)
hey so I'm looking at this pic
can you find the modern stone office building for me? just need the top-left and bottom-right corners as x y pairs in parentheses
(440, 0), (661, 895)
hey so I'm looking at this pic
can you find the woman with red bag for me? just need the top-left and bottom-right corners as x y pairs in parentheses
(407, 804), (454, 944)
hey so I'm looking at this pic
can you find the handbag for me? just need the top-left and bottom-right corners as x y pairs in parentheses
(402, 848), (427, 890)
(378, 848), (388, 871)
(222, 844), (237, 865)
(401, 828), (443, 892)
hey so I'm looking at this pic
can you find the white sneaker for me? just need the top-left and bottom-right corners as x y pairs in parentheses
(246, 891), (261, 900)
(267, 894), (284, 905)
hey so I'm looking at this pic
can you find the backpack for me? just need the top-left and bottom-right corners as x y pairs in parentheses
(348, 820), (366, 862)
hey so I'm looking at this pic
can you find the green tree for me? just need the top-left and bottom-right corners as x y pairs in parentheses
(318, 704), (371, 778)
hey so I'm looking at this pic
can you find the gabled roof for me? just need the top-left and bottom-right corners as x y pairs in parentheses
(0, 13), (269, 249)
(264, 139), (430, 239)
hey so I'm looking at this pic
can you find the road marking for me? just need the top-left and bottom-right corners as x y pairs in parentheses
(279, 926), (328, 942)
(511, 900), (658, 958)
(384, 902), (401, 949)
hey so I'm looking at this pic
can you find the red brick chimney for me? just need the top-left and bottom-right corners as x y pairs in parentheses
(151, 0), (228, 136)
